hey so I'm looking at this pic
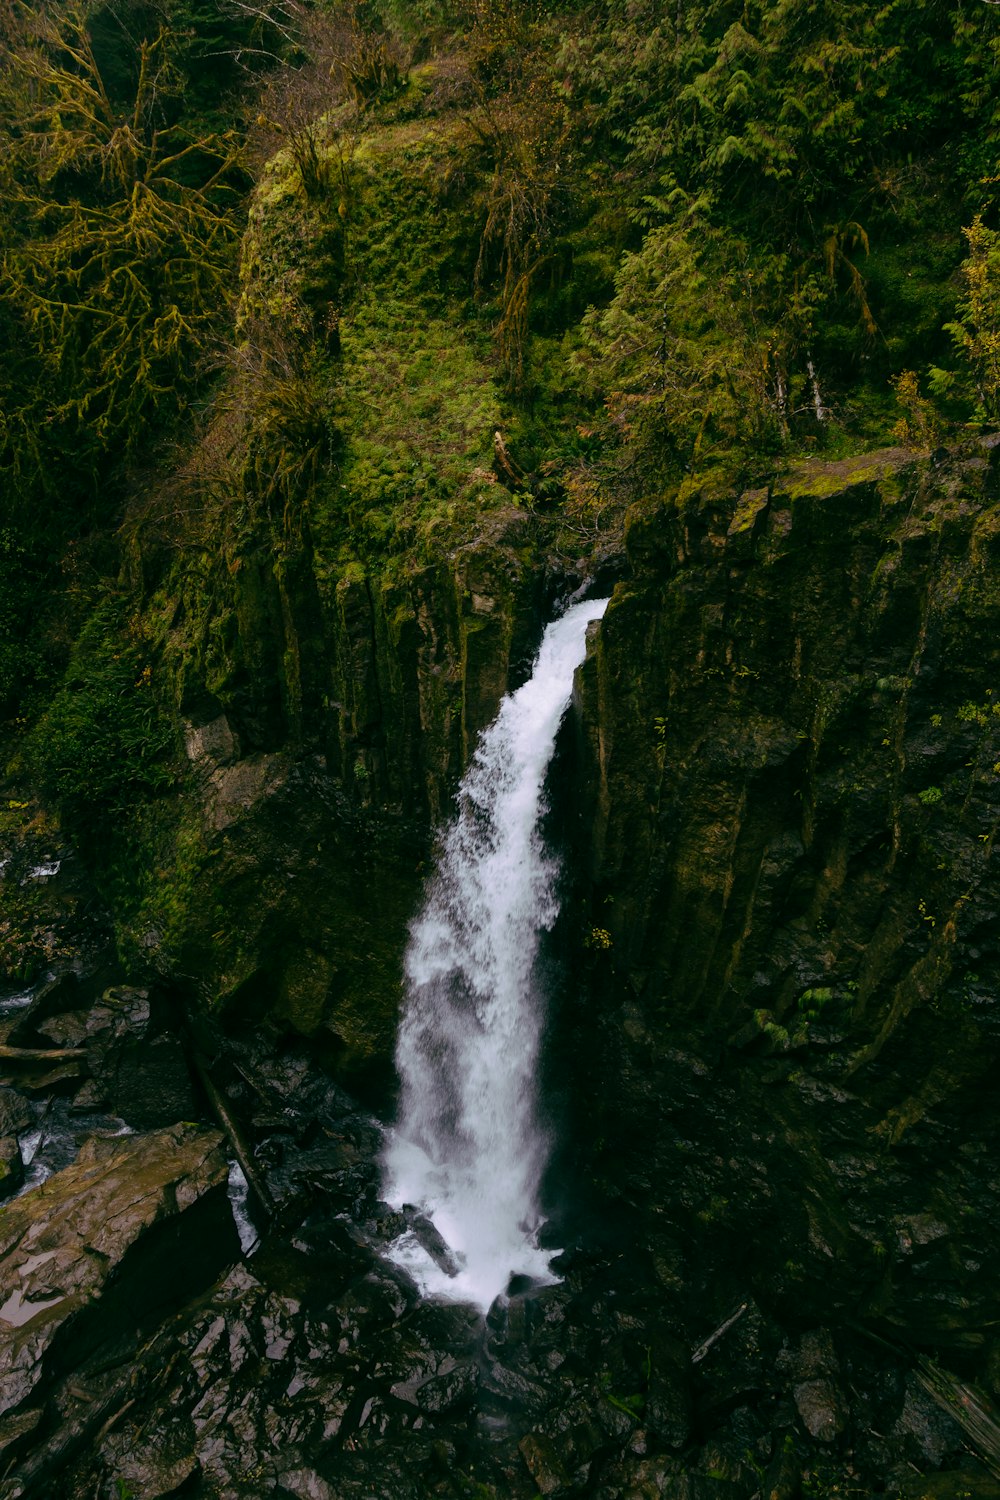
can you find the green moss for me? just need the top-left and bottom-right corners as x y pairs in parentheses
(20, 600), (176, 848)
(113, 794), (221, 976)
(779, 450), (909, 502)
(233, 101), (518, 582)
(728, 486), (770, 536)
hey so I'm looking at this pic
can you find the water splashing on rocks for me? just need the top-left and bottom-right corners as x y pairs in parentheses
(382, 597), (609, 1310)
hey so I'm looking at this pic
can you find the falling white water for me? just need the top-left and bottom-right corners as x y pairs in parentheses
(382, 595), (610, 1310)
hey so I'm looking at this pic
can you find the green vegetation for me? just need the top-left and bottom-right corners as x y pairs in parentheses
(0, 3), (264, 529)
(0, 0), (278, 727)
(4, 0), (998, 571)
(796, 987), (836, 1026)
(22, 598), (175, 847)
(2, 0), (1000, 964)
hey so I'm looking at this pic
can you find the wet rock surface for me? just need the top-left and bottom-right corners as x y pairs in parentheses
(0, 957), (992, 1500)
(3, 450), (1000, 1496)
(0, 998), (986, 1500)
(561, 444), (1000, 1492)
(0, 1122), (236, 1493)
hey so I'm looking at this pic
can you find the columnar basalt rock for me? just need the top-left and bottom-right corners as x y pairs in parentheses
(134, 505), (558, 1066)
(571, 441), (1000, 1353)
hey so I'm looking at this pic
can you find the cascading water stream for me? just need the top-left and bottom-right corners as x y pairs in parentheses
(382, 596), (609, 1311)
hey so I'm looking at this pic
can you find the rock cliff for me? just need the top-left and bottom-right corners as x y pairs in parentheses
(571, 441), (1000, 1371)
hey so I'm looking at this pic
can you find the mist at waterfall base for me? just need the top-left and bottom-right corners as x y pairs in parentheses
(382, 596), (609, 1311)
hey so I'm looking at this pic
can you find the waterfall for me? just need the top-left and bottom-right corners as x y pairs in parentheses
(382, 595), (610, 1310)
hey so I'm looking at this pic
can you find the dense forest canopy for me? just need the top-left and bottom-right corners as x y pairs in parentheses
(1, 0), (999, 729)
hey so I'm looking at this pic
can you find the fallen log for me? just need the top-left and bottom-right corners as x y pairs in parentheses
(189, 1051), (274, 1218)
(0, 1046), (84, 1063)
(915, 1355), (1000, 1480)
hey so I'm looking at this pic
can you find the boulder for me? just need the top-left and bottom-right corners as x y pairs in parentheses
(520, 1432), (571, 1496)
(0, 1123), (237, 1484)
(782, 1330), (847, 1443)
(0, 1092), (32, 1139)
(0, 1140), (22, 1201)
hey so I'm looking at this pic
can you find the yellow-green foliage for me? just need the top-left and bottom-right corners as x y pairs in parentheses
(1, 12), (242, 464)
(944, 216), (1000, 422)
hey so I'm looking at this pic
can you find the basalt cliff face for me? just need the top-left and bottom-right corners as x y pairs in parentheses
(120, 508), (568, 1067)
(131, 438), (1000, 1343)
(135, 435), (1000, 1355)
(569, 442), (1000, 1382)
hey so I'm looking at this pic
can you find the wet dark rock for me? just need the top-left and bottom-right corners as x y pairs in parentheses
(693, 1300), (781, 1417)
(890, 1373), (966, 1468)
(760, 1442), (800, 1499)
(541, 1394), (610, 1485)
(276, 1468), (337, 1500)
(0, 1123), (235, 1484)
(334, 1267), (414, 1341)
(645, 1337), (693, 1448)
(387, 1343), (451, 1404)
(0, 1138), (22, 1199)
(3, 973), (84, 1044)
(779, 1330), (847, 1442)
(406, 1294), (484, 1354)
(7, 981), (196, 1130)
(106, 1026), (195, 1130)
(894, 1466), (1000, 1499)
(488, 1282), (563, 1358)
(280, 1219), (372, 1291)
(218, 1040), (385, 1218)
(81, 987), (196, 1129)
(100, 1421), (199, 1500)
(591, 1386), (640, 1445)
(416, 1360), (478, 1415)
(711, 1404), (774, 1469)
(0, 1091), (32, 1139)
(792, 1377), (844, 1443)
(481, 1350), (550, 1407)
(595, 1452), (750, 1500)
(407, 1209), (462, 1278)
(697, 1437), (762, 1491)
(520, 1431), (571, 1495)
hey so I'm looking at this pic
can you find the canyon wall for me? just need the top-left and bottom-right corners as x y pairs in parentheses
(571, 441), (1000, 1361)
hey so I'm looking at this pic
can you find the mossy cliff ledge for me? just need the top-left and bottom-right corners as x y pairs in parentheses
(571, 440), (1000, 1354)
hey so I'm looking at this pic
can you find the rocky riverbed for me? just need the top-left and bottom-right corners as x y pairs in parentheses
(0, 953), (996, 1500)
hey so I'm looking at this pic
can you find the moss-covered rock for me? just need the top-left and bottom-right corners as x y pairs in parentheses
(111, 494), (558, 1073)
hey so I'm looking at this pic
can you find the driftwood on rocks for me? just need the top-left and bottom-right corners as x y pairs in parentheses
(0, 1046), (85, 1064)
(692, 1302), (749, 1365)
(189, 1051), (274, 1218)
(915, 1355), (1000, 1481)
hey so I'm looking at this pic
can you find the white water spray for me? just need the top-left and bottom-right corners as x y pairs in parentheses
(382, 596), (609, 1310)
